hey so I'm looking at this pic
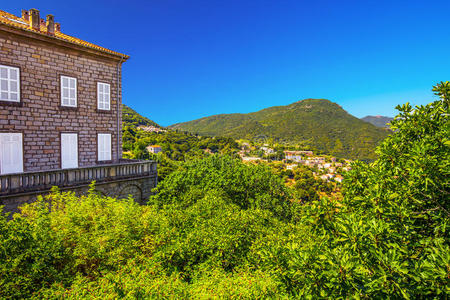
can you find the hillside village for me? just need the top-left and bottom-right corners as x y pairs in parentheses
(122, 103), (353, 185)
(131, 118), (352, 184)
(170, 98), (389, 161)
(238, 144), (351, 183)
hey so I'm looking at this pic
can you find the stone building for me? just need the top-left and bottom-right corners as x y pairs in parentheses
(0, 8), (157, 212)
(146, 145), (162, 154)
(284, 151), (303, 162)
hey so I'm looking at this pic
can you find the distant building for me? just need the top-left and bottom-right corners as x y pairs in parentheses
(138, 126), (166, 133)
(304, 160), (318, 166)
(261, 146), (274, 154)
(309, 157), (326, 163)
(298, 150), (313, 156)
(284, 151), (303, 162)
(147, 145), (162, 154)
(242, 157), (261, 162)
(320, 173), (335, 181)
(335, 175), (344, 183)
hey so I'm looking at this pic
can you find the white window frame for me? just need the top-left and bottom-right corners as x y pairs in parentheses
(98, 133), (112, 161)
(97, 82), (111, 110)
(61, 133), (78, 169)
(60, 75), (77, 107)
(0, 132), (23, 174)
(0, 65), (20, 103)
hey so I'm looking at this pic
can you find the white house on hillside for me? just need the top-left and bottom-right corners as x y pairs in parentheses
(147, 145), (162, 154)
(284, 151), (302, 162)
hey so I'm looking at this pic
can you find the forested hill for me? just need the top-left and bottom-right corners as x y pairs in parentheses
(361, 115), (394, 128)
(170, 99), (389, 161)
(122, 104), (161, 128)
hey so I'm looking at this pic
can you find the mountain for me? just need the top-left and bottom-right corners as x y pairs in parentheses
(122, 104), (161, 128)
(361, 115), (393, 128)
(170, 99), (389, 161)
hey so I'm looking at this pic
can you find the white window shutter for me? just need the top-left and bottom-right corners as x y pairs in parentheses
(0, 65), (20, 103)
(61, 76), (77, 107)
(104, 84), (110, 110)
(97, 82), (103, 109)
(97, 83), (110, 110)
(98, 134), (111, 161)
(61, 135), (68, 165)
(70, 78), (76, 106)
(98, 135), (103, 160)
(98, 135), (102, 160)
(0, 133), (23, 174)
(61, 133), (78, 169)
(69, 134), (78, 167)
(105, 134), (111, 160)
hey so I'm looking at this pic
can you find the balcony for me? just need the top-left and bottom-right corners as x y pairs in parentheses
(0, 159), (157, 196)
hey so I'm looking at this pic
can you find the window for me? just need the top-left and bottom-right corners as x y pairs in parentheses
(61, 133), (78, 169)
(0, 133), (23, 174)
(0, 65), (20, 102)
(97, 82), (110, 110)
(60, 76), (77, 107)
(98, 133), (111, 161)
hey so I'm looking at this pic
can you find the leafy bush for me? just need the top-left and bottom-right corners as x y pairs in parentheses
(0, 199), (68, 299)
(151, 155), (293, 221)
(0, 184), (159, 298)
(0, 83), (448, 298)
(250, 82), (450, 298)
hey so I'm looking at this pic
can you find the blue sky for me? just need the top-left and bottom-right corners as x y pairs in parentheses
(5, 1), (450, 126)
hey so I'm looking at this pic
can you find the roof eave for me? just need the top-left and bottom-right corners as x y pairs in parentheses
(0, 22), (130, 62)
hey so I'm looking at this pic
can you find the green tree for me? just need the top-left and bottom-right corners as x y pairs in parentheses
(0, 83), (448, 299)
(253, 82), (450, 298)
(151, 155), (293, 221)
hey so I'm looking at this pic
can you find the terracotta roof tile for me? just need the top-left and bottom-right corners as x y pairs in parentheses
(0, 9), (129, 59)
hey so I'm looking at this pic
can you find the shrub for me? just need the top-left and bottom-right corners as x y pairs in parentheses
(151, 155), (293, 220)
(1, 83), (448, 298)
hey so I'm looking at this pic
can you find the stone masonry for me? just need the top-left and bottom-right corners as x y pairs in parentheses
(1, 174), (157, 214)
(0, 9), (157, 212)
(0, 31), (123, 171)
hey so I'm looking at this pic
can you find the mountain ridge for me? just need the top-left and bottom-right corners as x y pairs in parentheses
(170, 99), (389, 161)
(361, 115), (394, 128)
(122, 104), (161, 128)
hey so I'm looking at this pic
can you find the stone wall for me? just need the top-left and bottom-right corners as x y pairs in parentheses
(0, 175), (157, 214)
(0, 29), (123, 171)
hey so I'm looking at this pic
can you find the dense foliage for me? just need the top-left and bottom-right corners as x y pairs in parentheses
(123, 128), (240, 181)
(152, 155), (293, 221)
(170, 99), (389, 161)
(122, 105), (240, 181)
(1, 83), (448, 298)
